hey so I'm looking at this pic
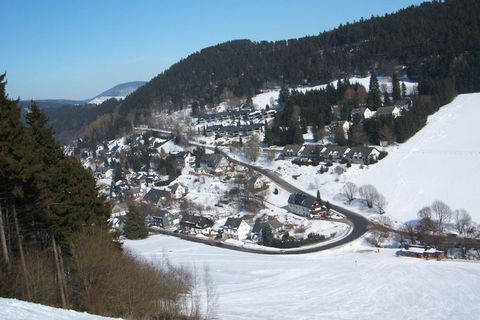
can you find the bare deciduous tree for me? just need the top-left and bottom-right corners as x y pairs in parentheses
(418, 206), (432, 220)
(454, 209), (472, 236)
(431, 200), (452, 233)
(244, 134), (260, 162)
(342, 182), (358, 203)
(334, 165), (345, 176)
(359, 184), (378, 208)
(373, 193), (388, 214)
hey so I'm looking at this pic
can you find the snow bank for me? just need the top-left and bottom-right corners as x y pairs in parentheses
(0, 298), (118, 320)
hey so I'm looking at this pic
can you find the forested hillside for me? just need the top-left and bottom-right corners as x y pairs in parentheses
(58, 0), (480, 145)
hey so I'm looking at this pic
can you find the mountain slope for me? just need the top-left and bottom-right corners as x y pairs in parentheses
(88, 81), (146, 105)
(347, 93), (480, 222)
(78, 0), (480, 144)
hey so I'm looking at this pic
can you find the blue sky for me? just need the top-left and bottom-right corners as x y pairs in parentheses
(1, 0), (425, 100)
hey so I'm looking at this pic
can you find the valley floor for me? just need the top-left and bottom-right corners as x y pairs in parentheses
(125, 234), (480, 320)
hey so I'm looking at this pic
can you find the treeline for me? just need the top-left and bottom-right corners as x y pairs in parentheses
(0, 75), (200, 319)
(71, 0), (480, 145)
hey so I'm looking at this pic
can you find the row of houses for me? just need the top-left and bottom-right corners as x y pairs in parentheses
(281, 144), (381, 164)
(197, 107), (277, 124)
(351, 99), (411, 121)
(205, 123), (263, 137)
(146, 211), (284, 243)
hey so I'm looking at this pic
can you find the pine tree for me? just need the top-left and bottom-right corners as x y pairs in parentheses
(316, 190), (322, 204)
(401, 82), (407, 98)
(383, 90), (391, 106)
(260, 224), (273, 246)
(367, 71), (382, 110)
(123, 205), (148, 239)
(392, 72), (401, 101)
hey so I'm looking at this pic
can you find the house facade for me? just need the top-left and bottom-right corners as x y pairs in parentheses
(222, 217), (251, 240)
(288, 193), (325, 218)
(374, 106), (401, 119)
(281, 145), (303, 158)
(148, 210), (180, 228)
(346, 147), (380, 164)
(180, 215), (214, 235)
(351, 107), (373, 121)
(169, 183), (186, 199)
(143, 188), (172, 206)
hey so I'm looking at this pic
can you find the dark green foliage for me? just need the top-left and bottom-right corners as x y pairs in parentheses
(378, 151), (388, 160)
(266, 232), (328, 248)
(260, 224), (273, 246)
(113, 162), (123, 182)
(367, 71), (382, 110)
(123, 205), (148, 240)
(392, 72), (401, 101)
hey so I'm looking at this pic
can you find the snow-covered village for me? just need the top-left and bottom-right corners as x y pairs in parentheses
(2, 1), (480, 319)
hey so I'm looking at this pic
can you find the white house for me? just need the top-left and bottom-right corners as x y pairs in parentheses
(180, 215), (214, 235)
(351, 107), (373, 120)
(169, 183), (186, 199)
(346, 147), (381, 164)
(375, 106), (402, 119)
(222, 217), (251, 240)
(249, 175), (267, 190)
(288, 193), (325, 218)
(330, 120), (350, 133)
(281, 145), (303, 158)
(111, 203), (128, 218)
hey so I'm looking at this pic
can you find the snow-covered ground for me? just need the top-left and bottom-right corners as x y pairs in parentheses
(88, 95), (125, 105)
(0, 298), (118, 320)
(224, 92), (480, 225)
(295, 75), (417, 96)
(346, 93), (480, 222)
(125, 234), (480, 320)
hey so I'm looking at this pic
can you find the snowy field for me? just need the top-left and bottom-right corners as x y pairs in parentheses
(346, 93), (480, 222)
(0, 298), (118, 320)
(125, 234), (480, 320)
(225, 92), (480, 225)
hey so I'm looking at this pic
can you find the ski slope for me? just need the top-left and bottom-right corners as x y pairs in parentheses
(125, 234), (480, 320)
(346, 93), (480, 222)
(0, 298), (118, 320)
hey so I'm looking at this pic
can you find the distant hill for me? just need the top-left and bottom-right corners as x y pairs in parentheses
(19, 99), (87, 109)
(88, 81), (146, 105)
(20, 81), (146, 109)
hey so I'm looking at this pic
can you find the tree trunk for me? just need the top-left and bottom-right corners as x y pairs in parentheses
(0, 202), (10, 266)
(52, 235), (68, 308)
(57, 243), (69, 307)
(12, 205), (31, 299)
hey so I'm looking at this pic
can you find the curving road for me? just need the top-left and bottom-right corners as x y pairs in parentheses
(136, 127), (372, 252)
(217, 150), (371, 250)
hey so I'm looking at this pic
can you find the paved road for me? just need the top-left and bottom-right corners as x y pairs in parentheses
(190, 142), (372, 251)
(137, 129), (372, 252)
(218, 150), (371, 249)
